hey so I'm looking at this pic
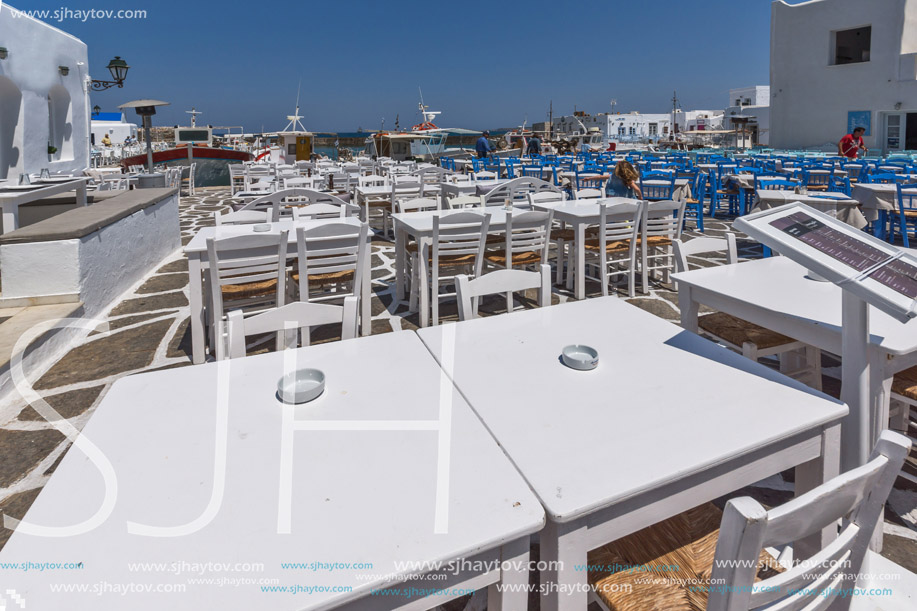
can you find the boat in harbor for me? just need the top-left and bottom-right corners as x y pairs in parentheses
(120, 108), (251, 186)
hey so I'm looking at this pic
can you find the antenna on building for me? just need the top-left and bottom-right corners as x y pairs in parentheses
(610, 98), (617, 114)
(186, 107), (202, 128)
(671, 90), (679, 137)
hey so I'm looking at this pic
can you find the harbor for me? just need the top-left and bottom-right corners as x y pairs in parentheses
(1, 1), (916, 610)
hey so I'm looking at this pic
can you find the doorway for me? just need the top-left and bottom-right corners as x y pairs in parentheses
(907, 113), (917, 151)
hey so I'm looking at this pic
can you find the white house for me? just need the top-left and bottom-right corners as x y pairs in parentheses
(91, 111), (138, 146)
(552, 112), (673, 143)
(724, 86), (770, 146)
(0, 4), (91, 180)
(770, 0), (917, 153)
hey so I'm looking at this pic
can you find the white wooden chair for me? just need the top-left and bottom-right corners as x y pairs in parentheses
(229, 164), (245, 194)
(582, 201), (643, 297)
(206, 230), (289, 360)
(889, 373), (917, 484)
(455, 265), (551, 320)
(395, 197), (440, 214)
(641, 199), (686, 292)
(472, 171), (498, 181)
(225, 298), (358, 359)
(482, 176), (560, 207)
(575, 188), (603, 199)
(526, 191), (572, 285)
(292, 223), (367, 308)
(674, 234), (823, 391)
(181, 163), (196, 195)
(446, 195), (482, 210)
(413, 212), (491, 327)
(588, 430), (910, 611)
(291, 203), (359, 220)
(481, 209), (552, 313)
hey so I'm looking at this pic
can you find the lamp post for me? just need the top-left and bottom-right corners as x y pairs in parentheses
(92, 105), (101, 117)
(118, 99), (170, 173)
(90, 56), (130, 91)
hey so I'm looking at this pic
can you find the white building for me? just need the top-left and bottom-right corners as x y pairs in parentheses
(91, 112), (138, 146)
(0, 5), (91, 180)
(724, 86), (770, 147)
(552, 109), (724, 144)
(770, 0), (917, 153)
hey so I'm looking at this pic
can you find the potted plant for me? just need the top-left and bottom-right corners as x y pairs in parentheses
(47, 144), (58, 161)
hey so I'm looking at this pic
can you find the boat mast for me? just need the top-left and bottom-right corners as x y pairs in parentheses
(283, 80), (306, 132)
(186, 107), (202, 128)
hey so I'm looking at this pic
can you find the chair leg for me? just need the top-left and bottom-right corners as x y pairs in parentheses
(640, 246), (649, 294)
(741, 341), (759, 363)
(555, 239), (565, 285)
(806, 346), (822, 392)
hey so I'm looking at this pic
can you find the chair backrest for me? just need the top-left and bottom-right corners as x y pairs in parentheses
(596, 200), (642, 248)
(291, 202), (359, 220)
(755, 177), (797, 192)
(473, 171), (498, 181)
(455, 265), (551, 321)
(283, 176), (322, 190)
(447, 195), (482, 210)
(396, 197), (440, 214)
(503, 210), (554, 265)
(707, 431), (910, 611)
(391, 181), (424, 202)
(358, 174), (388, 188)
(803, 169), (832, 186)
(324, 172), (350, 191)
(866, 172), (899, 184)
(673, 233), (738, 274)
(575, 188), (603, 200)
(643, 199), (686, 242)
(225, 298), (358, 359)
(483, 176), (559, 205)
(414, 166), (450, 185)
(205, 230), (289, 321)
(428, 212), (492, 280)
(639, 171), (677, 201)
(897, 182), (917, 212)
(294, 223), (367, 302)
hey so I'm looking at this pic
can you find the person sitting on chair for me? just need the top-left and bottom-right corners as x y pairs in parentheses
(606, 160), (643, 199)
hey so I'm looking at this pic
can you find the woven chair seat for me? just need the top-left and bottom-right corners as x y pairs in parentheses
(903, 209), (917, 218)
(484, 249), (543, 267)
(685, 197), (700, 204)
(485, 234), (505, 245)
(584, 238), (633, 253)
(717, 188), (739, 195)
(292, 269), (355, 287)
(698, 312), (795, 351)
(807, 185), (829, 191)
(221, 278), (279, 300)
(367, 199), (391, 208)
(645, 236), (672, 247)
(588, 503), (782, 611)
(551, 228), (575, 241)
(892, 366), (917, 401)
(433, 253), (478, 268)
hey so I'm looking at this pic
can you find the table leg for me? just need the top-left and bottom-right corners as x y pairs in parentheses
(574, 222), (586, 299)
(361, 243), (371, 337)
(394, 224), (406, 302)
(188, 253), (206, 365)
(678, 285), (700, 333)
(76, 181), (88, 206)
(488, 537), (530, 611)
(794, 422), (840, 558)
(540, 519), (588, 611)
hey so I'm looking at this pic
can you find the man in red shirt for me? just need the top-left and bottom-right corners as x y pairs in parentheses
(838, 127), (867, 159)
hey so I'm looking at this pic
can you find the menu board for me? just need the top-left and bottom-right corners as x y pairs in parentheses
(735, 203), (917, 323)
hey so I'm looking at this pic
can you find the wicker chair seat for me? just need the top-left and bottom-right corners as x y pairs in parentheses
(698, 312), (795, 351)
(583, 238), (633, 253)
(892, 366), (917, 401)
(903, 209), (917, 218)
(588, 503), (781, 611)
(551, 228), (575, 241)
(367, 199), (391, 208)
(806, 185), (829, 191)
(221, 278), (279, 300)
(291, 269), (355, 287)
(484, 249), (543, 267)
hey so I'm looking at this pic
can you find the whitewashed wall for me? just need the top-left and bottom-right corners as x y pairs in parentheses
(0, 5), (90, 180)
(770, 0), (917, 151)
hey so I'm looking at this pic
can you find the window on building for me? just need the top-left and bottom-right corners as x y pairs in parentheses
(833, 26), (871, 65)
(628, 126), (636, 135)
(618, 126), (625, 136)
(287, 144), (296, 155)
(648, 123), (658, 136)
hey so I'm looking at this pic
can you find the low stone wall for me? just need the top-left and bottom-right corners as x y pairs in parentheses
(0, 188), (180, 316)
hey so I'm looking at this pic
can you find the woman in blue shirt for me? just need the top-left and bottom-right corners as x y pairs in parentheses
(606, 161), (643, 199)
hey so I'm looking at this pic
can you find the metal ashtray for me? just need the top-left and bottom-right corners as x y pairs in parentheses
(253, 223), (272, 232)
(277, 369), (326, 404)
(561, 345), (599, 370)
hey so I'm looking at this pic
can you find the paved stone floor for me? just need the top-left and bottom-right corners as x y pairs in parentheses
(0, 188), (914, 576)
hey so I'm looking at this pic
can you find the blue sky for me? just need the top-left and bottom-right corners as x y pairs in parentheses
(20, 0), (781, 131)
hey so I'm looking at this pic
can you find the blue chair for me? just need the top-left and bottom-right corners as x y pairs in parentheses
(866, 172), (901, 184)
(754, 177), (797, 191)
(639, 171), (676, 201)
(683, 173), (707, 232)
(471, 158), (484, 172)
(439, 157), (455, 171)
(802, 169), (832, 191)
(831, 175), (852, 196)
(889, 182), (917, 247)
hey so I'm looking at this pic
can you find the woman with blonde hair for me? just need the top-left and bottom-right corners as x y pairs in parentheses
(606, 160), (642, 199)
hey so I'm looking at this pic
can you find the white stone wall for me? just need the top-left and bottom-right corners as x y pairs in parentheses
(0, 4), (90, 180)
(770, 0), (917, 152)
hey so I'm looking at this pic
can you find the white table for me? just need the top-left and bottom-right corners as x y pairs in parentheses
(0, 331), (544, 610)
(438, 179), (510, 199)
(531, 197), (635, 299)
(184, 218), (370, 364)
(851, 182), (917, 223)
(0, 177), (89, 233)
(417, 297), (847, 611)
(752, 191), (868, 229)
(675, 256), (917, 466)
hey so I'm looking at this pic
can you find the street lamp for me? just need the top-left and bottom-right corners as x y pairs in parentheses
(118, 99), (169, 173)
(90, 56), (130, 91)
(92, 105), (101, 117)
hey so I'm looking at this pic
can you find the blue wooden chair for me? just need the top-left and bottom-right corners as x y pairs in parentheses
(683, 173), (706, 233)
(889, 182), (917, 247)
(639, 171), (676, 201)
